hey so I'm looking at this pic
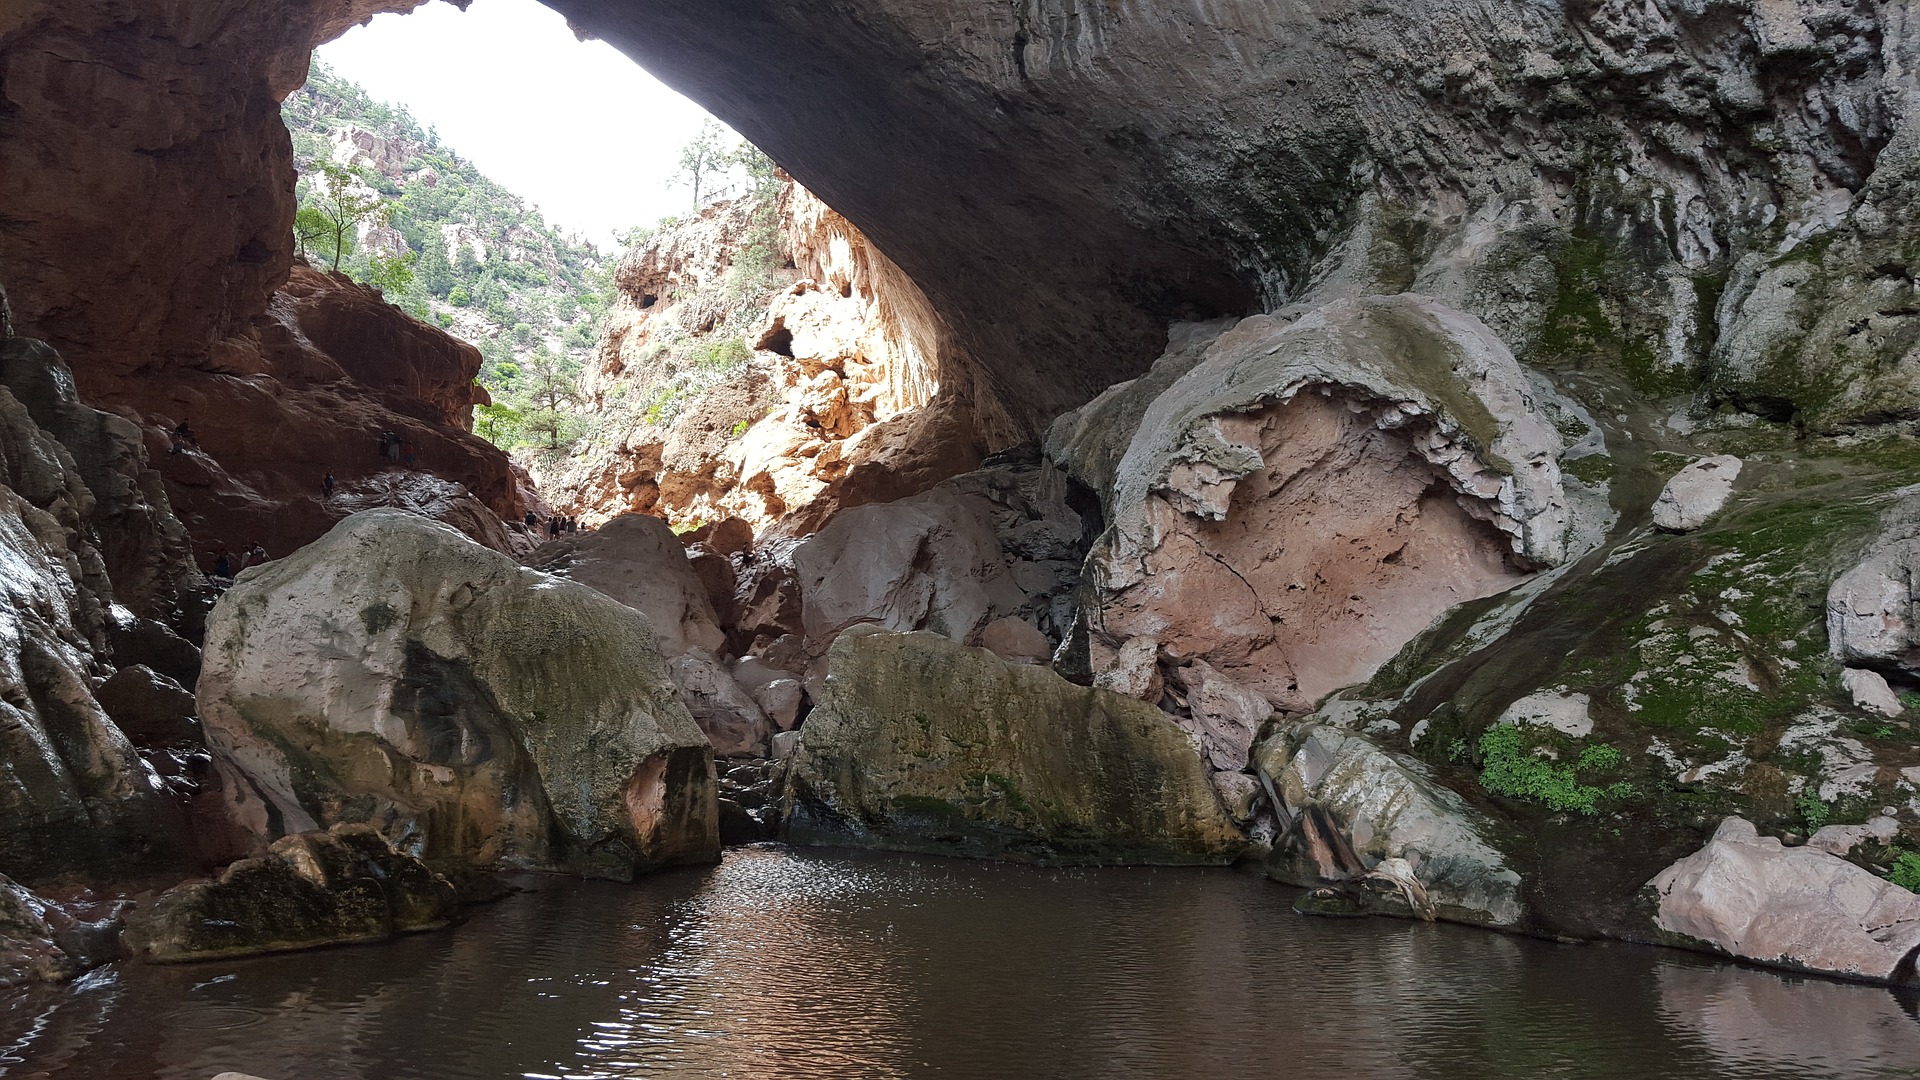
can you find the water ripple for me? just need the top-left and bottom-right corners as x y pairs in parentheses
(2, 846), (1918, 1079)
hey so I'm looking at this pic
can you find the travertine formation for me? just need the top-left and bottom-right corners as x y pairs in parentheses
(1052, 295), (1595, 717)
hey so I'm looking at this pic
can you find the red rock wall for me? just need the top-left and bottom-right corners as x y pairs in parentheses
(0, 2), (526, 563)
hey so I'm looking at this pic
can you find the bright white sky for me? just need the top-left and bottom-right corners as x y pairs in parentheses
(317, 0), (727, 249)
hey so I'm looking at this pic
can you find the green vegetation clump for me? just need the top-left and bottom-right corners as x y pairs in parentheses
(1888, 852), (1920, 892)
(1476, 725), (1626, 816)
(1797, 793), (1832, 832)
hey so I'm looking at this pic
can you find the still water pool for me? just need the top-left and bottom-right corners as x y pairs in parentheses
(3, 845), (1917, 1079)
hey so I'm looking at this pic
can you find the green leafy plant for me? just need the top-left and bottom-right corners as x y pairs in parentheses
(1797, 793), (1832, 832)
(730, 419), (751, 439)
(296, 161), (389, 272)
(1889, 852), (1920, 892)
(1475, 725), (1625, 816)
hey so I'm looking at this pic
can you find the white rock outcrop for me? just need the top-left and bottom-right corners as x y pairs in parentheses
(1827, 493), (1920, 672)
(1651, 455), (1743, 532)
(1650, 816), (1920, 983)
(1841, 667), (1905, 717)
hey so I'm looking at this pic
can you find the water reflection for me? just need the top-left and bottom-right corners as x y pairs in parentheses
(0, 846), (1913, 1079)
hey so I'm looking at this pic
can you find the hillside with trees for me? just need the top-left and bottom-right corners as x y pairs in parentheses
(281, 60), (612, 451)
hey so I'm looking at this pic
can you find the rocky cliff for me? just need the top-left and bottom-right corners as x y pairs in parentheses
(546, 0), (1920, 438)
(0, 2), (527, 569)
(539, 177), (1013, 540)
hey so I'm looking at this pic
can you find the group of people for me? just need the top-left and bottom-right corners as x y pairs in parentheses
(376, 431), (418, 467)
(207, 541), (270, 581)
(525, 511), (583, 539)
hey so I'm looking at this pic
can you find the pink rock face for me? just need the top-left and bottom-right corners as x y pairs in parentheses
(1098, 393), (1529, 711)
(1650, 816), (1920, 983)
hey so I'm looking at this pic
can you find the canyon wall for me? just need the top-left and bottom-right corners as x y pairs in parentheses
(542, 177), (1014, 540)
(0, 1), (526, 571)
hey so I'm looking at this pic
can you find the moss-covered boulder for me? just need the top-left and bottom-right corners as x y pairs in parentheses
(125, 825), (458, 963)
(198, 509), (718, 880)
(780, 629), (1245, 864)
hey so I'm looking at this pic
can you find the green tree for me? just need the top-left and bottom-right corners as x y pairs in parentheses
(731, 141), (780, 197)
(364, 251), (416, 296)
(298, 161), (388, 272)
(674, 120), (731, 210)
(514, 345), (580, 450)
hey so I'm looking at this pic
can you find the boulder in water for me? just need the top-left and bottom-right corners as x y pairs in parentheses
(198, 509), (719, 880)
(1648, 816), (1920, 984)
(125, 825), (459, 963)
(1256, 723), (1525, 927)
(782, 628), (1244, 864)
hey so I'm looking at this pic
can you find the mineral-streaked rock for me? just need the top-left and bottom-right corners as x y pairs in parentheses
(0, 386), (178, 881)
(1256, 723), (1524, 927)
(199, 509), (719, 879)
(529, 512), (726, 658)
(125, 825), (458, 963)
(1649, 816), (1920, 984)
(782, 629), (1245, 864)
(1652, 456), (1743, 532)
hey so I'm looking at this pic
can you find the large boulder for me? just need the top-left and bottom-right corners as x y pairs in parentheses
(790, 457), (1086, 663)
(124, 825), (458, 963)
(781, 628), (1245, 864)
(1827, 491), (1920, 674)
(198, 509), (719, 880)
(530, 512), (726, 657)
(1651, 455), (1743, 532)
(1648, 817), (1920, 985)
(1256, 723), (1524, 927)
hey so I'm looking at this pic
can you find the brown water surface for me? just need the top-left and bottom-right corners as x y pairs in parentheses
(4, 845), (1917, 1079)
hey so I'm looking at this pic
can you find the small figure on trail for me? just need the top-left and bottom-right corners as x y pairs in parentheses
(524, 510), (539, 531)
(170, 419), (197, 454)
(401, 441), (417, 467)
(379, 431), (400, 464)
(246, 541), (268, 568)
(323, 469), (336, 498)
(211, 550), (233, 579)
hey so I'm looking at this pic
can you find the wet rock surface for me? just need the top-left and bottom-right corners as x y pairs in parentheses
(124, 824), (458, 963)
(198, 509), (719, 880)
(1256, 723), (1525, 928)
(781, 629), (1245, 864)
